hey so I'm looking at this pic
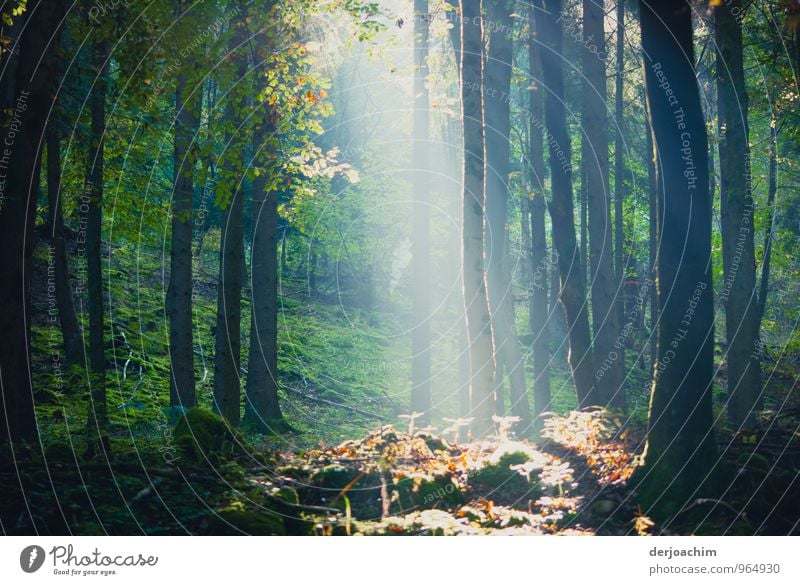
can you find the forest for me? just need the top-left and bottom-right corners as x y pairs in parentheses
(0, 0), (798, 537)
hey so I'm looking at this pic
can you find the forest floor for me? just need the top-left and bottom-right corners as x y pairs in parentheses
(3, 405), (798, 535)
(6, 232), (798, 535)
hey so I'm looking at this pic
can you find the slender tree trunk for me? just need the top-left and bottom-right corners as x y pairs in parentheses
(715, 0), (761, 428)
(484, 0), (530, 425)
(635, 0), (718, 518)
(529, 2), (551, 432)
(613, 0), (626, 381)
(0, 2), (66, 444)
(85, 40), (109, 456)
(213, 23), (247, 426)
(168, 26), (199, 409)
(580, 164), (588, 289)
(549, 247), (565, 360)
(756, 116), (778, 330)
(411, 0), (432, 423)
(47, 115), (83, 367)
(582, 0), (624, 410)
(459, 0), (495, 436)
(645, 113), (658, 370)
(538, 0), (596, 406)
(245, 53), (283, 430)
(520, 198), (532, 289)
(445, 112), (470, 441)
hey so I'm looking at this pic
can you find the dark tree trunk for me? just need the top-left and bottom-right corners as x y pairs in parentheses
(538, 0), (596, 406)
(757, 116), (778, 330)
(582, 0), (624, 409)
(47, 114), (83, 368)
(635, 1), (718, 518)
(520, 198), (532, 290)
(613, 0), (627, 383)
(528, 1), (551, 432)
(168, 21), (200, 409)
(0, 1), (66, 444)
(85, 40), (109, 457)
(484, 0), (530, 426)
(645, 114), (658, 369)
(580, 164), (588, 291)
(245, 48), (283, 430)
(715, 0), (761, 428)
(245, 170), (283, 430)
(459, 0), (495, 436)
(213, 23), (247, 426)
(410, 0), (432, 423)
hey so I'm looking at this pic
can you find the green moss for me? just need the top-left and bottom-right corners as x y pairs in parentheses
(274, 487), (300, 505)
(43, 441), (82, 466)
(310, 464), (361, 491)
(471, 451), (530, 488)
(470, 452), (542, 503)
(736, 452), (770, 473)
(173, 408), (249, 462)
(392, 474), (462, 511)
(209, 505), (285, 535)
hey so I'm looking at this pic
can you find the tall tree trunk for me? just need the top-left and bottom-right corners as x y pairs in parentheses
(715, 0), (761, 428)
(0, 1), (66, 444)
(582, 0), (624, 409)
(613, 0), (626, 382)
(756, 115), (778, 330)
(635, 1), (718, 518)
(85, 40), (109, 457)
(459, 0), (495, 436)
(528, 1), (551, 431)
(538, 0), (596, 406)
(47, 114), (83, 367)
(645, 113), (658, 369)
(445, 111), (470, 442)
(520, 198), (532, 289)
(580, 164), (588, 289)
(213, 23), (247, 426)
(168, 20), (200, 409)
(245, 49), (284, 430)
(484, 0), (530, 426)
(411, 0), (432, 423)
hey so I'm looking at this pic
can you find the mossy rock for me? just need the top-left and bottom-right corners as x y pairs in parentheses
(393, 474), (463, 511)
(310, 464), (361, 491)
(418, 433), (449, 453)
(209, 507), (285, 535)
(471, 451), (530, 487)
(262, 487), (316, 535)
(173, 408), (249, 462)
(274, 487), (300, 505)
(470, 452), (541, 503)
